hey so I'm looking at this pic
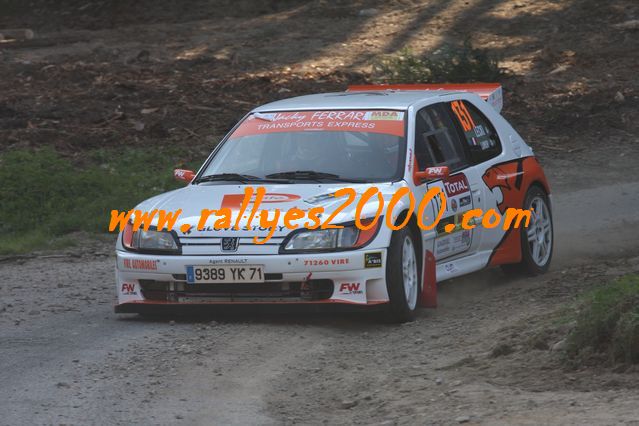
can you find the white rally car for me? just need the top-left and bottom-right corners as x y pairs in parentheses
(115, 84), (553, 321)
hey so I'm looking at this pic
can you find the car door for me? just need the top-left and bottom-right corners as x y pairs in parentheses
(413, 102), (479, 262)
(445, 97), (505, 255)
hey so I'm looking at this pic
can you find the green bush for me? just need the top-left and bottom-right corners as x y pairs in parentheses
(0, 147), (200, 253)
(372, 40), (504, 84)
(612, 306), (639, 364)
(566, 274), (639, 365)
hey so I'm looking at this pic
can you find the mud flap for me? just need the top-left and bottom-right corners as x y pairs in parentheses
(419, 250), (437, 308)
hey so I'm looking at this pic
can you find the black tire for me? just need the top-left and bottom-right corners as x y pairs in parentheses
(501, 186), (553, 276)
(386, 227), (420, 323)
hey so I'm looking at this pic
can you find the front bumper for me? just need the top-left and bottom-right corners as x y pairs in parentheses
(115, 249), (390, 313)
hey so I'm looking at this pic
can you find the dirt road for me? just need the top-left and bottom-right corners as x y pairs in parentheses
(2, 173), (638, 425)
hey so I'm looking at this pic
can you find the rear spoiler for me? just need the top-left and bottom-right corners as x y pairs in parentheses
(347, 83), (503, 113)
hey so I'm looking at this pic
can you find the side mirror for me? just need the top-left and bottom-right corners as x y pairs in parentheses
(174, 169), (195, 183)
(414, 166), (450, 184)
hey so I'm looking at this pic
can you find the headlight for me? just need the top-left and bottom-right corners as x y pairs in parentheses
(281, 219), (381, 253)
(122, 223), (180, 254)
(138, 229), (179, 251)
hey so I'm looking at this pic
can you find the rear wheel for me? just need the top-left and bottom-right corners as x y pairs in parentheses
(386, 228), (420, 322)
(502, 186), (553, 276)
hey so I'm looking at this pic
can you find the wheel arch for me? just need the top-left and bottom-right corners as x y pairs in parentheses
(528, 180), (552, 209)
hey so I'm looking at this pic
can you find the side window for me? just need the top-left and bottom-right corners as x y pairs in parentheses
(414, 103), (468, 172)
(449, 100), (502, 164)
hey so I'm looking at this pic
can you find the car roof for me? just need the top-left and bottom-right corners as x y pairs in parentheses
(253, 90), (455, 112)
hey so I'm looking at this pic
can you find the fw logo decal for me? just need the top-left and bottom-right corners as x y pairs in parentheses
(121, 283), (137, 295)
(339, 282), (363, 294)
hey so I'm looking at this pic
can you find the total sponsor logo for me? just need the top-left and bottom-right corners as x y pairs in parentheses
(443, 174), (470, 197)
(123, 258), (158, 271)
(121, 283), (138, 296)
(339, 282), (363, 295)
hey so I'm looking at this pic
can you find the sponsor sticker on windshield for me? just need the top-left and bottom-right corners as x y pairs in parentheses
(230, 110), (405, 138)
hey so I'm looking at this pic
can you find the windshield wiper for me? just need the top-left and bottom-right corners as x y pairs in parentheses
(194, 173), (288, 184)
(265, 170), (367, 183)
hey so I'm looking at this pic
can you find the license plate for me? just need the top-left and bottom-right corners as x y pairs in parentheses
(186, 265), (264, 284)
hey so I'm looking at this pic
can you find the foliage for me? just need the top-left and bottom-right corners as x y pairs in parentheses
(372, 40), (504, 84)
(0, 147), (201, 253)
(566, 274), (639, 365)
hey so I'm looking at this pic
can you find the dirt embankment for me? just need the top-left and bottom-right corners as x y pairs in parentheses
(1, 0), (638, 193)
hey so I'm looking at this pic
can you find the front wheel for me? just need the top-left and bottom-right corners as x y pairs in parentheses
(386, 228), (420, 322)
(502, 186), (553, 276)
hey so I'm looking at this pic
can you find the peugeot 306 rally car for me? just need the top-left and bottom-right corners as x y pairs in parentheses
(115, 83), (553, 322)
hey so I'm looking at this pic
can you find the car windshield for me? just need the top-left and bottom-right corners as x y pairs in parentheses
(199, 110), (406, 183)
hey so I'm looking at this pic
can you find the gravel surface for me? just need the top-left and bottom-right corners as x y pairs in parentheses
(2, 179), (639, 425)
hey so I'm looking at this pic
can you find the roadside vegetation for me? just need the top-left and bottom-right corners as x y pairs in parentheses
(0, 147), (201, 254)
(564, 274), (639, 366)
(372, 40), (504, 84)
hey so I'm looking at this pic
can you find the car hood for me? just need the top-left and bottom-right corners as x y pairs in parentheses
(134, 182), (403, 238)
